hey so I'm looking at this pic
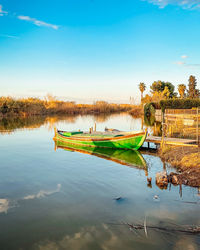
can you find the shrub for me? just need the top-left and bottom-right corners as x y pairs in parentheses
(144, 103), (156, 116)
(160, 99), (200, 111)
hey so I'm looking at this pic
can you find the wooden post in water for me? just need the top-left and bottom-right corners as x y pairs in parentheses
(54, 141), (57, 151)
(54, 127), (57, 137)
(197, 107), (199, 147)
(161, 109), (165, 148)
(94, 122), (96, 132)
(141, 117), (144, 130)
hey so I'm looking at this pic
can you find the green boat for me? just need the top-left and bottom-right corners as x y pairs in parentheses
(54, 128), (147, 150)
(54, 140), (147, 172)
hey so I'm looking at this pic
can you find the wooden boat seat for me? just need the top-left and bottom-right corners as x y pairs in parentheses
(60, 130), (143, 139)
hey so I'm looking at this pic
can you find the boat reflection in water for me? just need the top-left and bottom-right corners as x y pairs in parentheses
(54, 140), (148, 175)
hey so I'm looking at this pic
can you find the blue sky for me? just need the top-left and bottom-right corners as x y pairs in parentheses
(0, 0), (200, 103)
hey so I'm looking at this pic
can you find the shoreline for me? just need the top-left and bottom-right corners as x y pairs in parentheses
(0, 97), (143, 117)
(0, 109), (129, 118)
(0, 106), (143, 118)
(159, 145), (200, 187)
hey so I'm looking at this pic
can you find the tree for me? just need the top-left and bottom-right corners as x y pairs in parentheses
(143, 94), (152, 104)
(139, 82), (146, 103)
(178, 84), (186, 98)
(164, 82), (177, 98)
(162, 86), (170, 99)
(150, 81), (176, 98)
(188, 75), (199, 98)
(150, 80), (163, 93)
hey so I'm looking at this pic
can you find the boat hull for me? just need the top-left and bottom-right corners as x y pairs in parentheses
(54, 129), (147, 150)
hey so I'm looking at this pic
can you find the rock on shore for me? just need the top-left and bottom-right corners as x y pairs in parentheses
(159, 145), (200, 187)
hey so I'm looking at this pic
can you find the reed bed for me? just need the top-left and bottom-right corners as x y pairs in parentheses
(0, 97), (132, 117)
(129, 105), (143, 117)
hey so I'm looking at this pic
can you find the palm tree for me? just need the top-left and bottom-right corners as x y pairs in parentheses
(139, 82), (146, 103)
(178, 84), (186, 98)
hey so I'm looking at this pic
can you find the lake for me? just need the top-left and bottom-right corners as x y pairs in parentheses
(0, 113), (199, 250)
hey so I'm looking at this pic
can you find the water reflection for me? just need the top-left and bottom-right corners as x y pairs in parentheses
(0, 115), (79, 134)
(144, 115), (162, 136)
(0, 184), (62, 214)
(92, 113), (113, 123)
(33, 222), (200, 250)
(0, 113), (200, 249)
(55, 140), (148, 174)
(23, 184), (61, 200)
(33, 224), (137, 250)
(0, 113), (126, 134)
(0, 116), (46, 133)
(0, 199), (10, 213)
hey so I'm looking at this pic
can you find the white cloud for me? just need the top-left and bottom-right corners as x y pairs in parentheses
(174, 61), (185, 65)
(0, 5), (59, 30)
(144, 0), (200, 9)
(181, 55), (188, 59)
(174, 60), (200, 68)
(0, 4), (8, 16)
(0, 34), (19, 39)
(18, 15), (59, 30)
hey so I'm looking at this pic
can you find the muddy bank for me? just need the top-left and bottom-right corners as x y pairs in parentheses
(159, 145), (200, 187)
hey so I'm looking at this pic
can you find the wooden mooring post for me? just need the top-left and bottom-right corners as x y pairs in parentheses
(197, 107), (199, 147)
(161, 109), (165, 148)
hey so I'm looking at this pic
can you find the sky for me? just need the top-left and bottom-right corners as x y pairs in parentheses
(0, 0), (200, 103)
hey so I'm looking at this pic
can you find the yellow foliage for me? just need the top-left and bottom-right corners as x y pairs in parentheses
(0, 96), (132, 116)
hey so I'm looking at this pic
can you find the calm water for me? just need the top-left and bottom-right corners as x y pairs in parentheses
(0, 113), (200, 250)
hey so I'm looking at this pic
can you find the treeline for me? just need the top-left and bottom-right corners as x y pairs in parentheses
(0, 97), (132, 117)
(144, 99), (200, 117)
(139, 75), (200, 104)
(160, 99), (200, 111)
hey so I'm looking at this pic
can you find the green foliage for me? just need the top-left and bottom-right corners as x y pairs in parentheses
(144, 113), (155, 126)
(150, 80), (176, 98)
(160, 99), (200, 111)
(144, 103), (156, 116)
(150, 81), (162, 92)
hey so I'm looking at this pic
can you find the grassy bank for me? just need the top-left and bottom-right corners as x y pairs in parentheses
(0, 97), (132, 117)
(159, 145), (200, 187)
(129, 105), (143, 117)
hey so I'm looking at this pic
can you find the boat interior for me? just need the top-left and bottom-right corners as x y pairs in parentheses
(58, 130), (144, 138)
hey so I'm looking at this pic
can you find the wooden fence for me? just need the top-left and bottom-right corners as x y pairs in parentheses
(162, 108), (199, 144)
(165, 108), (198, 115)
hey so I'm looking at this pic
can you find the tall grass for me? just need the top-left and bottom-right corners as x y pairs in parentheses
(0, 97), (132, 117)
(129, 105), (143, 117)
